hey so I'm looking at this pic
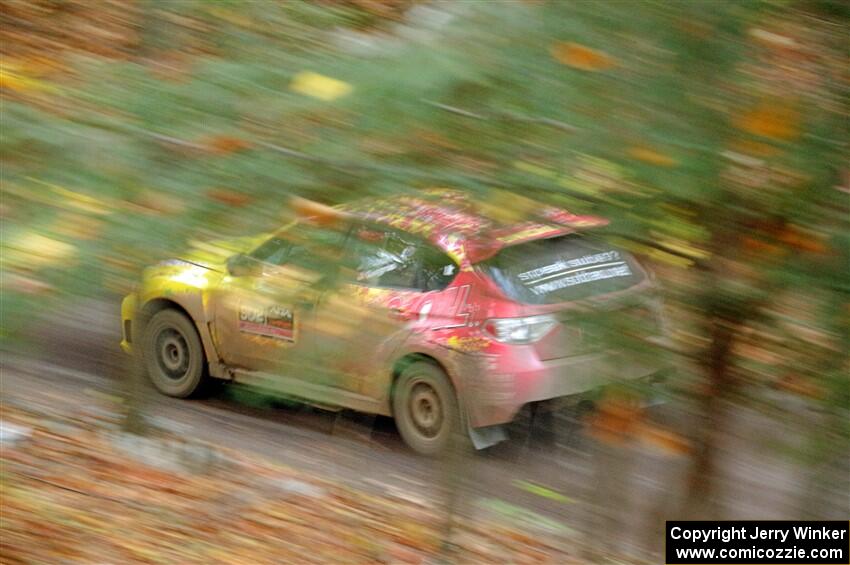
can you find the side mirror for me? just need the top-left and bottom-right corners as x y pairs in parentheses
(226, 253), (260, 277)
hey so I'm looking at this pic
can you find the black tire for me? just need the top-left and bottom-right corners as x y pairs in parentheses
(392, 361), (461, 456)
(142, 309), (207, 398)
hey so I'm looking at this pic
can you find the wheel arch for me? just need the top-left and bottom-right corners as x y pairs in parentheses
(142, 297), (194, 321)
(137, 297), (224, 376)
(390, 352), (457, 411)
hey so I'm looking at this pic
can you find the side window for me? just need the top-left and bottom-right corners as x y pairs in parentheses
(418, 245), (457, 291)
(345, 225), (457, 291)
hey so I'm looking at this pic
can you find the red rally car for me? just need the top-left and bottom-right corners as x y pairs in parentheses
(121, 190), (668, 455)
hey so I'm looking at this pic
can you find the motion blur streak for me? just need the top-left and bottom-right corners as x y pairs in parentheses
(1, 1), (847, 563)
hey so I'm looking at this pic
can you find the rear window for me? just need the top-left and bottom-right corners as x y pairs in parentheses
(481, 235), (645, 304)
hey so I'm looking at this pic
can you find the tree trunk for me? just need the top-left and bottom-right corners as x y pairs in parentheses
(436, 427), (469, 563)
(121, 308), (151, 434)
(683, 313), (737, 518)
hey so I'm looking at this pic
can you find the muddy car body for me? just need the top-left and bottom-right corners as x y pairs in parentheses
(121, 190), (667, 454)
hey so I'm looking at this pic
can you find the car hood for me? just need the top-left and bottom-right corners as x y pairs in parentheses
(149, 232), (270, 274)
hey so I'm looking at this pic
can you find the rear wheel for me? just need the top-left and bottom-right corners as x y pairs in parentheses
(392, 361), (461, 456)
(142, 309), (207, 398)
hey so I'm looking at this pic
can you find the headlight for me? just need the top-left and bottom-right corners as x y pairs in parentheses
(482, 314), (558, 344)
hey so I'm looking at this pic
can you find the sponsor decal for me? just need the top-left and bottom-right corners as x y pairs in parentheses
(238, 304), (295, 341)
(518, 251), (634, 296)
(446, 335), (492, 352)
(431, 284), (472, 330)
(518, 250), (621, 281)
(529, 264), (633, 295)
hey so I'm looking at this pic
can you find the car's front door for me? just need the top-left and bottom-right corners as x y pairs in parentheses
(211, 222), (347, 389)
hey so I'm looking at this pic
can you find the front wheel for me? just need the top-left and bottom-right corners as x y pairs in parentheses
(392, 361), (462, 456)
(142, 309), (207, 398)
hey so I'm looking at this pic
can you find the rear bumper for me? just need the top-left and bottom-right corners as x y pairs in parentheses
(466, 349), (669, 428)
(525, 352), (665, 402)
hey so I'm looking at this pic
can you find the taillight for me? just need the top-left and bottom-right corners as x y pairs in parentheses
(482, 314), (558, 344)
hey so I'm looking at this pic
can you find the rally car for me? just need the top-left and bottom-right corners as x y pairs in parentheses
(121, 190), (667, 454)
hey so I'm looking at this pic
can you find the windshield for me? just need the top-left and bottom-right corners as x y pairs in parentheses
(249, 223), (348, 267)
(481, 234), (645, 304)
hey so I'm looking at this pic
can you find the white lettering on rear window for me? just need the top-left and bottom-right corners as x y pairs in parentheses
(517, 251), (621, 282)
(529, 264), (633, 295)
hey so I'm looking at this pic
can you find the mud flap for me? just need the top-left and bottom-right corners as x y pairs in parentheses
(467, 423), (508, 450)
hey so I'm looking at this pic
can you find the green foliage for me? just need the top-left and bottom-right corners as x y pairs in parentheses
(2, 1), (847, 407)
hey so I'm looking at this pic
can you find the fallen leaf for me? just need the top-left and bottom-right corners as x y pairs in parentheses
(777, 225), (828, 254)
(736, 100), (800, 141)
(513, 480), (574, 503)
(586, 391), (643, 445)
(131, 190), (185, 215)
(729, 139), (780, 158)
(6, 232), (78, 268)
(290, 71), (353, 101)
(635, 422), (691, 456)
(776, 373), (825, 399)
(289, 196), (347, 225)
(204, 135), (253, 155)
(741, 236), (785, 258)
(0, 65), (56, 93)
(207, 188), (253, 207)
(628, 146), (677, 167)
(551, 42), (616, 71)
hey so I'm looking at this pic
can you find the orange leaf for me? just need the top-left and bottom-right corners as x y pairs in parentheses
(289, 197), (348, 226)
(551, 42), (616, 71)
(741, 236), (786, 258)
(205, 135), (253, 155)
(636, 423), (691, 455)
(586, 392), (643, 445)
(628, 146), (677, 167)
(776, 374), (824, 399)
(207, 188), (252, 207)
(777, 225), (828, 254)
(736, 100), (799, 141)
(729, 139), (780, 158)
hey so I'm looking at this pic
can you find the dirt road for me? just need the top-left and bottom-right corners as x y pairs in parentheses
(3, 296), (838, 559)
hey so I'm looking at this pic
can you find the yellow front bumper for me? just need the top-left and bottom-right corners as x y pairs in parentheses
(120, 293), (137, 354)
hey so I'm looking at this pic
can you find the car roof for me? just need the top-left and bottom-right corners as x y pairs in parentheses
(340, 189), (608, 266)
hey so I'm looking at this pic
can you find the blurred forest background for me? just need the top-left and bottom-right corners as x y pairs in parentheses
(1, 0), (848, 560)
